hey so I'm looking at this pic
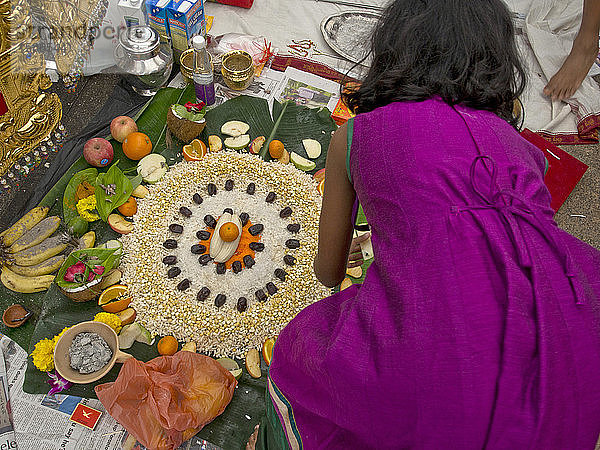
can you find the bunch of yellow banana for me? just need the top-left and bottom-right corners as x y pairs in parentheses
(0, 206), (96, 294)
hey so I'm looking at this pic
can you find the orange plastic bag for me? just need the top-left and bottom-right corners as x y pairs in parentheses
(95, 351), (236, 450)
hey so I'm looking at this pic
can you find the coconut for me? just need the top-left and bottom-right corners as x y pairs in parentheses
(166, 104), (206, 143)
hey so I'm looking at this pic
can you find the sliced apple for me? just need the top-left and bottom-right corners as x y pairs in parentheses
(302, 139), (322, 159)
(116, 307), (136, 326)
(224, 134), (251, 150)
(136, 323), (152, 344)
(221, 120), (250, 137)
(208, 135), (222, 152)
(98, 268), (123, 290)
(137, 154), (168, 184)
(181, 341), (197, 352)
(249, 136), (265, 155)
(77, 231), (96, 249)
(131, 184), (149, 198)
(278, 149), (290, 164)
(346, 266), (362, 278)
(108, 214), (134, 235)
(119, 323), (142, 349)
(245, 348), (262, 378)
(340, 277), (353, 291)
(290, 152), (316, 171)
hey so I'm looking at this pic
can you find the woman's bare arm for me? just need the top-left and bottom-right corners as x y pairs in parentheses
(313, 123), (356, 288)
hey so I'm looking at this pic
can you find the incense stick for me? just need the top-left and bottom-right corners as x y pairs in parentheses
(313, 0), (384, 11)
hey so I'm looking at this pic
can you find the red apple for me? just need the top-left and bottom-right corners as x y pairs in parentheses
(110, 116), (138, 143)
(83, 138), (113, 168)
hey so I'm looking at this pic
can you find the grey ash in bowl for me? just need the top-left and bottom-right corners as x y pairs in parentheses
(69, 332), (113, 374)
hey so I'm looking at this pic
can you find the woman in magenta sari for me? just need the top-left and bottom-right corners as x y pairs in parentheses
(251, 0), (600, 448)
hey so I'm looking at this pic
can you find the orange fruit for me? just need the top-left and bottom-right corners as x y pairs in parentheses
(157, 335), (178, 356)
(122, 132), (152, 160)
(183, 139), (207, 161)
(117, 196), (137, 217)
(262, 337), (275, 366)
(219, 222), (240, 242)
(268, 140), (285, 159)
(317, 179), (325, 196)
(98, 284), (131, 313)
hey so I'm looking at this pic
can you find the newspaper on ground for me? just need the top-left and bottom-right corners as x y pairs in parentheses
(0, 335), (222, 450)
(0, 336), (17, 449)
(169, 65), (340, 115)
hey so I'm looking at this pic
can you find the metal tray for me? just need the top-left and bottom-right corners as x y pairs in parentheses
(320, 11), (381, 64)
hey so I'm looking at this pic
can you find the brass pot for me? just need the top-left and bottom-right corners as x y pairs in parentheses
(180, 49), (194, 84)
(221, 50), (254, 91)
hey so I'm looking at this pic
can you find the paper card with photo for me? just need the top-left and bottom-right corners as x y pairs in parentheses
(274, 67), (340, 112)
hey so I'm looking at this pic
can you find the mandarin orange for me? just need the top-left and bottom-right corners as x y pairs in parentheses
(219, 222), (240, 242)
(122, 132), (152, 160)
(268, 140), (285, 159)
(117, 196), (137, 217)
(157, 335), (178, 356)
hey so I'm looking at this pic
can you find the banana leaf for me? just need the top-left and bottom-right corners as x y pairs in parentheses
(0, 85), (336, 449)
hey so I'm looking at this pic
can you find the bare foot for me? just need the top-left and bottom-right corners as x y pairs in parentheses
(246, 424), (259, 450)
(544, 36), (599, 101)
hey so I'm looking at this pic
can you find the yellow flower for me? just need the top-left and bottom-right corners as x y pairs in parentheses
(76, 196), (100, 222)
(93, 312), (122, 333)
(52, 326), (72, 345)
(30, 338), (55, 372)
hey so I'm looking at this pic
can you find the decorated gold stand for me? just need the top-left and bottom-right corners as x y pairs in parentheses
(0, 0), (62, 180)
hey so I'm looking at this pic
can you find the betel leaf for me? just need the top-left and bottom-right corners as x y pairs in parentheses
(55, 247), (118, 290)
(95, 162), (134, 222)
(62, 168), (98, 224)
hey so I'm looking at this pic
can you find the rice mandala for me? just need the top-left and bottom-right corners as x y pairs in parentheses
(121, 152), (330, 358)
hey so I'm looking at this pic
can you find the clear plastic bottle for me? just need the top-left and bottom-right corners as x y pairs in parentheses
(191, 35), (215, 106)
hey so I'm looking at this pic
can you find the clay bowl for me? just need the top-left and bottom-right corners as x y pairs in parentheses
(2, 304), (31, 328)
(54, 321), (132, 384)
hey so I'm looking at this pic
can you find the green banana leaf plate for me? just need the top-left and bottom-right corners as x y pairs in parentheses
(0, 85), (337, 449)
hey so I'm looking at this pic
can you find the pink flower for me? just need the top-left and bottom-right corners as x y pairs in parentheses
(184, 101), (206, 112)
(63, 262), (85, 282)
(87, 265), (105, 281)
(47, 371), (72, 395)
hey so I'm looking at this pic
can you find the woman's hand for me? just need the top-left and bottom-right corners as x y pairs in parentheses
(347, 232), (371, 268)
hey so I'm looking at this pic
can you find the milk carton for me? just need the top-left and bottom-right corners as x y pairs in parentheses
(146, 0), (171, 40)
(167, 0), (206, 60)
(118, 0), (148, 29)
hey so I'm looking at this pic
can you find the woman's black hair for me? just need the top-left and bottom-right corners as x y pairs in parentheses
(343, 0), (526, 124)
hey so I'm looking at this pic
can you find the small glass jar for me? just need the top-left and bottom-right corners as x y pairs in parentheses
(114, 26), (173, 96)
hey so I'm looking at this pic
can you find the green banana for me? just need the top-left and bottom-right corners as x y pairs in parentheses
(10, 235), (68, 267)
(0, 206), (49, 247)
(7, 255), (65, 277)
(1, 266), (54, 293)
(8, 216), (61, 253)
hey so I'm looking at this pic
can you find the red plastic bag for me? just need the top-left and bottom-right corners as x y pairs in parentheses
(95, 352), (236, 450)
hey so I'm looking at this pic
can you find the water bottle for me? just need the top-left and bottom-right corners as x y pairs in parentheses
(191, 35), (215, 106)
